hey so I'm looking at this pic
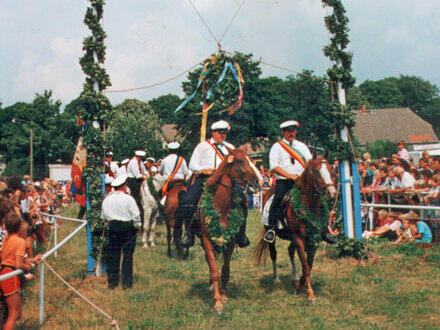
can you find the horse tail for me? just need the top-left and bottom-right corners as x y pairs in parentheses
(253, 228), (269, 264)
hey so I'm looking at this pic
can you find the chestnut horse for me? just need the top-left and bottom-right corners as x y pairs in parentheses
(254, 155), (336, 303)
(163, 181), (189, 259)
(196, 147), (260, 313)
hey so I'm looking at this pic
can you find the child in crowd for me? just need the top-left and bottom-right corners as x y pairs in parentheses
(394, 218), (417, 244)
(0, 213), (42, 330)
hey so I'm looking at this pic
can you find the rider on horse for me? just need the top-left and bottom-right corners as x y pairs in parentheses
(263, 120), (312, 243)
(180, 120), (250, 248)
(158, 142), (189, 196)
(263, 120), (337, 244)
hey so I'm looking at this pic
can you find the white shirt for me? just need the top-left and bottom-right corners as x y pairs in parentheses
(127, 157), (143, 179)
(108, 161), (119, 176)
(395, 171), (416, 188)
(158, 154), (189, 180)
(269, 138), (313, 180)
(189, 138), (235, 172)
(397, 148), (409, 161)
(116, 165), (127, 178)
(101, 191), (141, 228)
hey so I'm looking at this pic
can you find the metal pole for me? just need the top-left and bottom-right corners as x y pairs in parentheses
(39, 262), (45, 325)
(54, 218), (58, 259)
(30, 123), (33, 181)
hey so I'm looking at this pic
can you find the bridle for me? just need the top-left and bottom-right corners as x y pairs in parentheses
(217, 157), (251, 191)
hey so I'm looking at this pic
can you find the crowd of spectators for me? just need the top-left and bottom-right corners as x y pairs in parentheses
(0, 175), (71, 329)
(358, 141), (439, 244)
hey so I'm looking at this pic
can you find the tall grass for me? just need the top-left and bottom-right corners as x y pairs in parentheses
(16, 206), (440, 329)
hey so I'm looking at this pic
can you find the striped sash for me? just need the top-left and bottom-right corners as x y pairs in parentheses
(206, 140), (225, 161)
(161, 156), (184, 195)
(278, 141), (307, 169)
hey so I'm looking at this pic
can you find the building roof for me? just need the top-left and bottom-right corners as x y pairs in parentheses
(353, 107), (439, 145)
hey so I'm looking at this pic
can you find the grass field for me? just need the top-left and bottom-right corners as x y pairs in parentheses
(17, 205), (440, 329)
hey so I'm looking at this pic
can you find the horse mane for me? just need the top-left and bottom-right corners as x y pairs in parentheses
(206, 158), (229, 188)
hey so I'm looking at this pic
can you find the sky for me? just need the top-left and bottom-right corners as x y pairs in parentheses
(0, 0), (439, 108)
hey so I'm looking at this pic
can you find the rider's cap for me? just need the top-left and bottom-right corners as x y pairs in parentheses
(167, 142), (180, 150)
(111, 174), (127, 187)
(280, 120), (300, 129)
(135, 150), (147, 158)
(120, 158), (129, 165)
(146, 157), (156, 162)
(106, 151), (113, 157)
(211, 120), (230, 131)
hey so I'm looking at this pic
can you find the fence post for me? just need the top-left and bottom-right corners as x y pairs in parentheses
(54, 218), (58, 259)
(39, 262), (45, 325)
(387, 192), (391, 212)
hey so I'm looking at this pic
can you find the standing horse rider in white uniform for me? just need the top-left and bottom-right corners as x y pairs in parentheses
(127, 150), (147, 224)
(180, 120), (250, 248)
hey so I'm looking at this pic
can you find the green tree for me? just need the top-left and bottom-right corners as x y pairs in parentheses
(359, 78), (404, 108)
(107, 99), (164, 160)
(346, 86), (371, 109)
(365, 140), (396, 159)
(423, 96), (440, 136)
(148, 94), (182, 125)
(0, 91), (79, 179)
(396, 75), (438, 114)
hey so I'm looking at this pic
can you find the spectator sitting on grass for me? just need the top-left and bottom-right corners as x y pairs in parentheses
(369, 212), (402, 240)
(406, 211), (432, 244)
(394, 217), (417, 244)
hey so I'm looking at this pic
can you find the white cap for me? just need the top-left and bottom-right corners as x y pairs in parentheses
(146, 157), (156, 162)
(211, 120), (230, 131)
(120, 158), (129, 165)
(135, 150), (146, 157)
(150, 166), (158, 172)
(106, 151), (113, 157)
(280, 120), (300, 129)
(111, 174), (127, 187)
(167, 142), (180, 150)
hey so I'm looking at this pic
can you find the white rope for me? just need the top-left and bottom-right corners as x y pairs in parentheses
(43, 260), (120, 329)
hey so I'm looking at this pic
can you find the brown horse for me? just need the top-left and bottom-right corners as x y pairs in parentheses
(163, 180), (189, 259)
(254, 155), (336, 303)
(196, 147), (260, 313)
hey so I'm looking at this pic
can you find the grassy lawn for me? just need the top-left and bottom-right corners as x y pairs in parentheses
(17, 205), (440, 329)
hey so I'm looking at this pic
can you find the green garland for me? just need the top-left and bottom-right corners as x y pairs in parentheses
(146, 176), (161, 201)
(290, 185), (330, 251)
(199, 186), (246, 252)
(321, 0), (356, 161)
(79, 0), (112, 258)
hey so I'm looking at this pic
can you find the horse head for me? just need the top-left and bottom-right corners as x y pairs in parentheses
(306, 154), (336, 198)
(225, 147), (262, 192)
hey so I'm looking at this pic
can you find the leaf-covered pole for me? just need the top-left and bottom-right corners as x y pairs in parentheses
(322, 0), (361, 238)
(79, 0), (112, 264)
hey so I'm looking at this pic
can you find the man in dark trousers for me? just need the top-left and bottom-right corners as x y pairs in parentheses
(102, 174), (141, 289)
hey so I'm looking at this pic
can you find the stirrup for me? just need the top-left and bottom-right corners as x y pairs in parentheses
(263, 229), (276, 243)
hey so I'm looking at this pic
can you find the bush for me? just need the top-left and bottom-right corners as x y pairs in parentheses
(365, 139), (396, 159)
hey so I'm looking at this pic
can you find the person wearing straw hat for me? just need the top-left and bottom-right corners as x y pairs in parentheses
(403, 211), (433, 244)
(263, 120), (313, 243)
(126, 150), (147, 223)
(102, 174), (141, 290)
(180, 120), (250, 248)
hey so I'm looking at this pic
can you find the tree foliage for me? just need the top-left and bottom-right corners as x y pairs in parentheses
(107, 99), (164, 160)
(0, 91), (79, 179)
(148, 94), (182, 125)
(365, 140), (397, 160)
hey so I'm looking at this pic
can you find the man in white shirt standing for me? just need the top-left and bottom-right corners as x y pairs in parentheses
(116, 158), (130, 178)
(101, 174), (141, 290)
(126, 150), (147, 224)
(264, 120), (312, 243)
(180, 120), (250, 248)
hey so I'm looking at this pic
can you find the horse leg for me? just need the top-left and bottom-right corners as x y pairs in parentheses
(166, 222), (172, 258)
(288, 241), (300, 291)
(142, 207), (152, 249)
(220, 243), (234, 303)
(201, 234), (223, 313)
(269, 242), (280, 284)
(174, 219), (183, 259)
(149, 211), (157, 247)
(294, 236), (316, 302)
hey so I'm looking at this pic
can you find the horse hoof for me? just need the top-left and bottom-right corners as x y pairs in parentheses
(215, 307), (224, 315)
(142, 245), (149, 249)
(221, 295), (228, 303)
(150, 243), (155, 247)
(308, 298), (318, 304)
(273, 277), (281, 284)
